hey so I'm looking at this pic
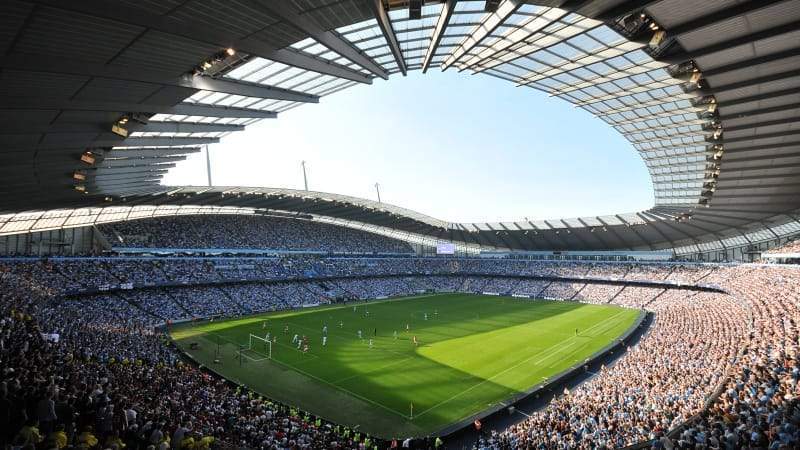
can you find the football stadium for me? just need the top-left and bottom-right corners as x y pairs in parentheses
(1, 1), (800, 449)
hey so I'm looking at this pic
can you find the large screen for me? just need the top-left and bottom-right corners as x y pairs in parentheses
(436, 242), (455, 255)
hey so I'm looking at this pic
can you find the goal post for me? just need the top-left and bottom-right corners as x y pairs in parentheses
(248, 334), (272, 359)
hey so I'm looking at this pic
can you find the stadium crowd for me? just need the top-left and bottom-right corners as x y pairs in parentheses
(1, 269), (386, 450)
(3, 251), (800, 449)
(99, 215), (413, 254)
(762, 238), (800, 255)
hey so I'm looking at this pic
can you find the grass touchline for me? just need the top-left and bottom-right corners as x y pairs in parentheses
(171, 293), (641, 437)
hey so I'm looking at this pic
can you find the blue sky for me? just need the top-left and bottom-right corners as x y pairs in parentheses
(163, 70), (653, 223)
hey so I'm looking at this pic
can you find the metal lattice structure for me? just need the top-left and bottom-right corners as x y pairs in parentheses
(1, 0), (799, 252)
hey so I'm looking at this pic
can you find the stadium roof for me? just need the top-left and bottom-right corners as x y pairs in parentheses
(1, 0), (799, 251)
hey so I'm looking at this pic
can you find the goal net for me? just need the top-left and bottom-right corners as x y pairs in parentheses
(247, 334), (272, 359)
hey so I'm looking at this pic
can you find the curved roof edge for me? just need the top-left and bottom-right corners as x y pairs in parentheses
(5, 185), (800, 253)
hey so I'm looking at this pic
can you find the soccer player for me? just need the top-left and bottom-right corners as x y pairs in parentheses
(302, 343), (309, 354)
(296, 339), (302, 350)
(339, 321), (343, 328)
(575, 328), (579, 336)
(322, 336), (327, 347)
(292, 334), (299, 345)
(284, 324), (289, 334)
(393, 330), (398, 340)
(424, 313), (428, 321)
(405, 323), (410, 332)
(368, 339), (373, 348)
(412, 336), (419, 347)
(357, 330), (362, 339)
(322, 325), (328, 336)
(262, 321), (267, 329)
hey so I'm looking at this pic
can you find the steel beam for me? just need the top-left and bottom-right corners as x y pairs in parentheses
(422, 0), (457, 73)
(91, 170), (168, 180)
(724, 140), (800, 153)
(140, 122), (245, 133)
(723, 102), (800, 122)
(29, 0), (373, 84)
(270, 48), (373, 84)
(0, 56), (318, 103)
(0, 97), (277, 118)
(90, 180), (161, 190)
(595, 0), (661, 21)
(87, 165), (177, 175)
(595, 217), (635, 250)
(697, 70), (800, 95)
(636, 213), (675, 245)
(0, 123), (106, 134)
(723, 117), (800, 132)
(370, 0), (407, 76)
(615, 215), (654, 249)
(716, 129), (800, 144)
(100, 137), (219, 148)
(104, 147), (202, 158)
(166, 104), (277, 118)
(716, 181), (800, 191)
(257, 1), (389, 79)
(576, 217), (615, 248)
(0, 121), (240, 135)
(96, 158), (187, 169)
(442, 0), (523, 70)
(723, 159), (800, 172)
(190, 75), (318, 103)
(665, 20), (800, 63)
(667, 0), (787, 36)
(89, 172), (165, 183)
(702, 48), (800, 78)
(716, 172), (800, 183)
(724, 149), (800, 164)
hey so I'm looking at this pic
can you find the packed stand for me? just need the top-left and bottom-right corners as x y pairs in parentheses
(484, 288), (749, 449)
(0, 262), (384, 450)
(5, 256), (776, 450)
(99, 215), (414, 254)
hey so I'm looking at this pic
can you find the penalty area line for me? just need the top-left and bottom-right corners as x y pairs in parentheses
(206, 331), (408, 420)
(411, 310), (629, 420)
(268, 354), (412, 420)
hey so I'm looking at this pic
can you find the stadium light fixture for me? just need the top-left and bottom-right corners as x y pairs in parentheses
(225, 48), (236, 56)
(112, 116), (129, 137)
(649, 30), (665, 47)
(485, 0), (501, 12)
(80, 151), (96, 165)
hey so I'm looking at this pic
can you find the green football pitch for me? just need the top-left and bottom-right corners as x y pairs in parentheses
(170, 293), (641, 438)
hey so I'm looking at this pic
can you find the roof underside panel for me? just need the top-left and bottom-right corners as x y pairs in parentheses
(0, 0), (798, 252)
